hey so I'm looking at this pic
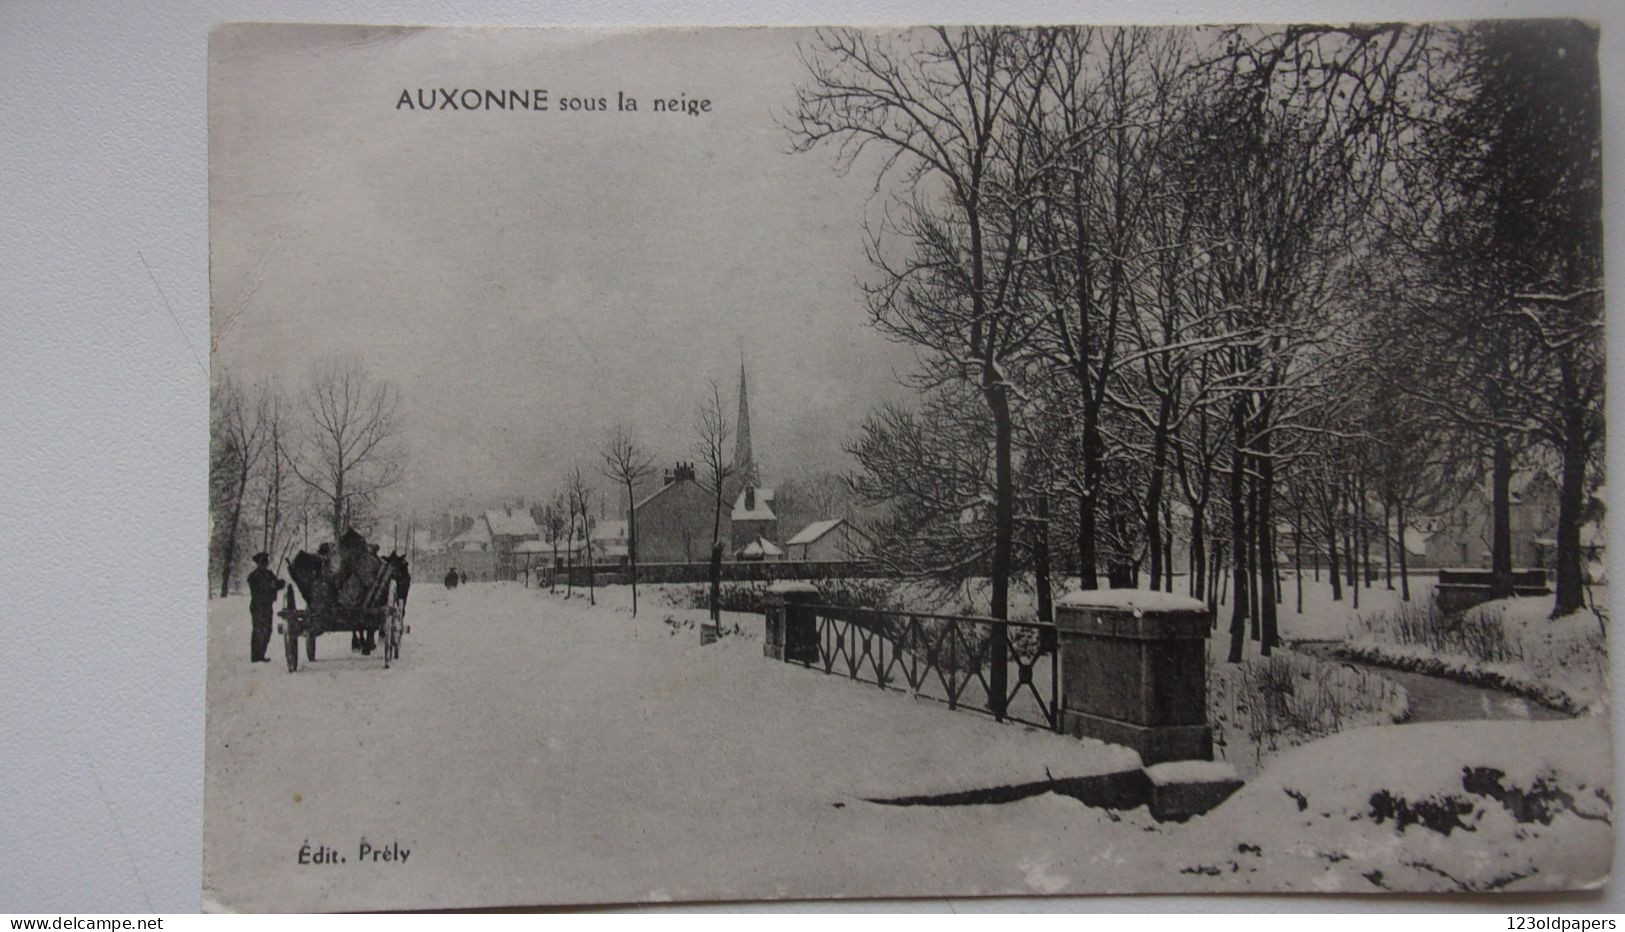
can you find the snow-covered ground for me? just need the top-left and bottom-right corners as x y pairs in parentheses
(204, 581), (1611, 910)
(1342, 594), (1609, 715)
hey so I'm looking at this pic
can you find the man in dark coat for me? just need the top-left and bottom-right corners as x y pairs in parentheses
(247, 551), (284, 663)
(389, 553), (412, 606)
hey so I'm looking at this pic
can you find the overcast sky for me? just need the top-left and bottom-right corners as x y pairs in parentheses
(210, 24), (916, 518)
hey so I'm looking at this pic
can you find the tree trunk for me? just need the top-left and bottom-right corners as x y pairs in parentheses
(1163, 496), (1175, 594)
(1078, 439), (1100, 590)
(1325, 498), (1343, 602)
(1247, 473), (1261, 641)
(565, 512), (575, 597)
(331, 461), (345, 543)
(1295, 516), (1304, 615)
(1035, 495), (1053, 624)
(1397, 497), (1411, 602)
(625, 479), (640, 617)
(585, 531), (595, 606)
(1359, 475), (1372, 588)
(1383, 495), (1394, 590)
(1226, 403), (1249, 664)
(1554, 401), (1588, 617)
(1345, 478), (1359, 611)
(1342, 479), (1356, 592)
(1189, 507), (1206, 601)
(986, 380), (1012, 720)
(1257, 438), (1278, 656)
(1491, 436), (1514, 597)
(1145, 409), (1171, 591)
(708, 541), (722, 623)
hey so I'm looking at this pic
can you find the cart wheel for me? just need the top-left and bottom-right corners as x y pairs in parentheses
(307, 632), (318, 662)
(285, 622), (299, 673)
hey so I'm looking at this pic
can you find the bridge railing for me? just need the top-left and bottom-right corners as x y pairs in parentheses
(785, 603), (1060, 732)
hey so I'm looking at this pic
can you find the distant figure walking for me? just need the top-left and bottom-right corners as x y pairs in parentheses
(246, 551), (284, 663)
(444, 567), (460, 589)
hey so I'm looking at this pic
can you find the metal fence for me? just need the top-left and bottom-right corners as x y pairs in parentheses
(787, 604), (1061, 731)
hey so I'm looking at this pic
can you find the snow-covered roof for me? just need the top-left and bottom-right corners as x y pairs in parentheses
(737, 536), (783, 558)
(787, 518), (843, 546)
(449, 523), (490, 545)
(634, 474), (703, 512)
(513, 539), (552, 553)
(732, 486), (776, 522)
(484, 509), (539, 537)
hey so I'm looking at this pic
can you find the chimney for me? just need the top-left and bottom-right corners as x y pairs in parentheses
(663, 468), (674, 487)
(745, 486), (755, 511)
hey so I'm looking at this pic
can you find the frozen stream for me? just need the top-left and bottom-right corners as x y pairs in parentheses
(1293, 641), (1570, 723)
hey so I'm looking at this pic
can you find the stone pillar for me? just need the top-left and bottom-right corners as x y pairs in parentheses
(1055, 591), (1212, 766)
(764, 582), (819, 665)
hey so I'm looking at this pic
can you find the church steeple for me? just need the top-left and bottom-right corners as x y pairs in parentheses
(732, 357), (758, 487)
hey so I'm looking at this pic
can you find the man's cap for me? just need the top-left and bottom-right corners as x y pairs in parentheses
(252, 551), (270, 563)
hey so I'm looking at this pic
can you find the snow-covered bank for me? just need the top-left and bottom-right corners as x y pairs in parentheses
(1209, 640), (1409, 778)
(1168, 718), (1613, 893)
(1342, 595), (1608, 715)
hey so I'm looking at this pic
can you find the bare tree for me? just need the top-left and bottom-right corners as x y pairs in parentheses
(568, 466), (596, 606)
(694, 378), (735, 550)
(211, 375), (270, 596)
(694, 379), (735, 624)
(542, 495), (566, 593)
(561, 488), (577, 598)
(602, 424), (654, 616)
(288, 359), (404, 542)
(788, 27), (1056, 673)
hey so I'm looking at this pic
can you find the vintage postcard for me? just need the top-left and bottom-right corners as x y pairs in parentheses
(206, 22), (1611, 911)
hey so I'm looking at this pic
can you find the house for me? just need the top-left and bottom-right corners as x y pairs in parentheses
(1421, 471), (1561, 569)
(513, 538), (553, 580)
(785, 517), (872, 561)
(593, 519), (630, 567)
(730, 485), (778, 552)
(446, 522), (491, 552)
(633, 462), (723, 563)
(483, 508), (540, 580)
(736, 535), (783, 561)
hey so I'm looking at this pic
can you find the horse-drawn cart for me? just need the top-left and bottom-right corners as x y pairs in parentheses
(277, 530), (409, 672)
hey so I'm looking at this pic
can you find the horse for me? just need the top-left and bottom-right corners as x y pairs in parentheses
(286, 530), (402, 657)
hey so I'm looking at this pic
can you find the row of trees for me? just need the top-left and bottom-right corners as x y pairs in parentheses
(209, 360), (403, 596)
(787, 22), (1603, 659)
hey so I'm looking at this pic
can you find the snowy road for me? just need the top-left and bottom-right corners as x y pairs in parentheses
(204, 582), (1149, 910)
